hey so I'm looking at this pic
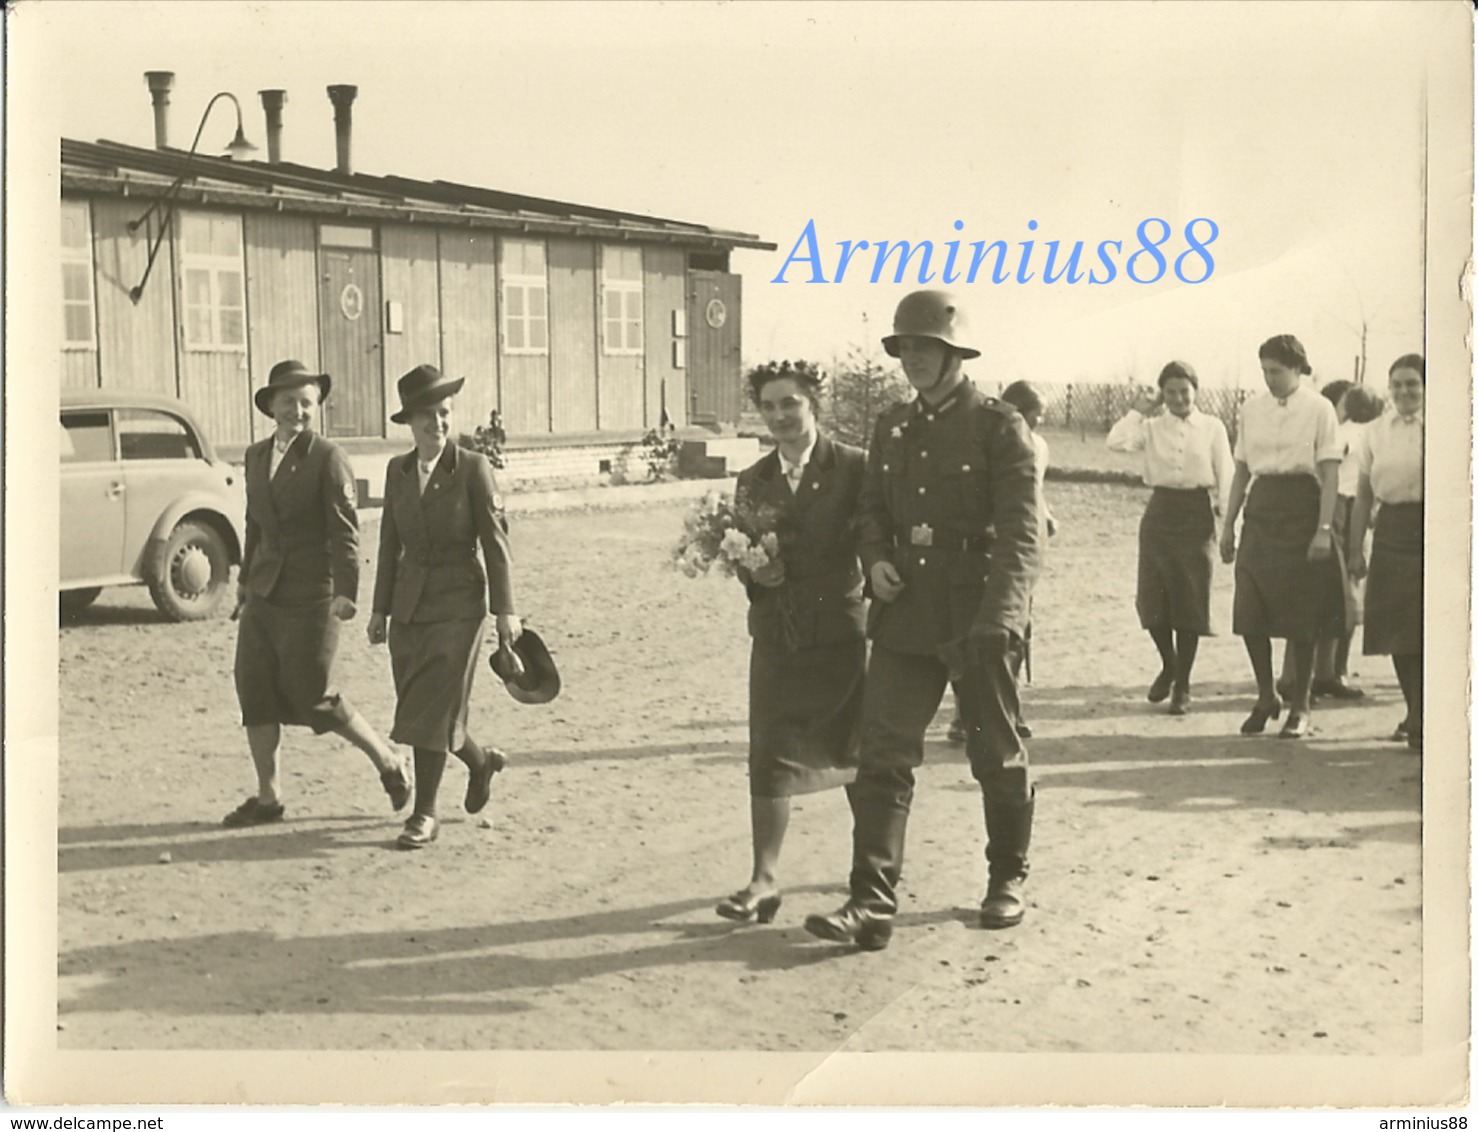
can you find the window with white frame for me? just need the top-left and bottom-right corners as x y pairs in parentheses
(178, 212), (246, 351)
(500, 237), (548, 354)
(61, 200), (96, 349)
(601, 245), (644, 355)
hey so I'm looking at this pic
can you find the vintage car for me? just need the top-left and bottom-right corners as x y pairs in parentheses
(60, 390), (246, 620)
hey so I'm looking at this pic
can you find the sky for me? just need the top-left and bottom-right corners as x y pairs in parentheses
(16, 0), (1460, 389)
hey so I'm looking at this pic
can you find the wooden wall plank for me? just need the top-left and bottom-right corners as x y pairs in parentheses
(91, 196), (176, 398)
(61, 351), (98, 389)
(245, 212), (320, 443)
(643, 245), (687, 427)
(438, 230), (500, 440)
(597, 354), (644, 431)
(548, 237), (597, 433)
(501, 355), (549, 435)
(380, 225), (442, 435)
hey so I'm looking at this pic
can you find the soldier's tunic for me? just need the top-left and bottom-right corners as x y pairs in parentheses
(849, 379), (1041, 914)
(234, 431), (360, 733)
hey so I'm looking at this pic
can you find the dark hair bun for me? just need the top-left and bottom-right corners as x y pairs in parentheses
(1257, 334), (1312, 375)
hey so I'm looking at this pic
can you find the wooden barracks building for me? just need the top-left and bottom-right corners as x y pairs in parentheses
(61, 74), (773, 477)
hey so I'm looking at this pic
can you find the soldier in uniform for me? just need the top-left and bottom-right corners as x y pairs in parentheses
(224, 360), (410, 828)
(804, 291), (1041, 949)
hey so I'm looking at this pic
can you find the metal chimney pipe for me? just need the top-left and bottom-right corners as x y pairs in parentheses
(326, 84), (358, 175)
(259, 89), (286, 164)
(145, 71), (175, 149)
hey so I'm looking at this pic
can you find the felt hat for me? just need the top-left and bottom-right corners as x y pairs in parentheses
(488, 628), (561, 705)
(391, 364), (466, 425)
(254, 359), (331, 416)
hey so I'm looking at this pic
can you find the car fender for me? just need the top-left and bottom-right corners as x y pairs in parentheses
(142, 491), (246, 566)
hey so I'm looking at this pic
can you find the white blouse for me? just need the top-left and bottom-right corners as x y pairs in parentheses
(1335, 418), (1369, 498)
(1107, 407), (1233, 512)
(1355, 410), (1424, 504)
(1233, 384), (1342, 477)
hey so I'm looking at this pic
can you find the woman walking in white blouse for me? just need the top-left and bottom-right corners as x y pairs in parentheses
(1108, 361), (1233, 714)
(1349, 355), (1425, 752)
(1219, 336), (1347, 739)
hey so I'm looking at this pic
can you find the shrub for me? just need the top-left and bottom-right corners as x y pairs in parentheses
(465, 409), (507, 470)
(826, 344), (912, 451)
(639, 425), (682, 482)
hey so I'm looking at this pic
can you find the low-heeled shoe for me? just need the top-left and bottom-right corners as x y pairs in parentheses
(396, 813), (439, 850)
(1278, 711), (1311, 739)
(1147, 670), (1174, 703)
(716, 889), (782, 924)
(1312, 677), (1364, 700)
(465, 747), (507, 815)
(223, 797), (285, 828)
(381, 766), (411, 811)
(1239, 700), (1282, 735)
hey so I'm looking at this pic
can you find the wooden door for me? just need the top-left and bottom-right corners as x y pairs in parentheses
(685, 270), (742, 426)
(319, 247), (383, 437)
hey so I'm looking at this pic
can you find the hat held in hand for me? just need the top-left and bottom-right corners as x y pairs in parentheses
(489, 627), (560, 705)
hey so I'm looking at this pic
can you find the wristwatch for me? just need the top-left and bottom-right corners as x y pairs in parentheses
(1318, 523), (1333, 532)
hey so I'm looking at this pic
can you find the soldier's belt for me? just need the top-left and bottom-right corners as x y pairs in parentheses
(893, 527), (991, 552)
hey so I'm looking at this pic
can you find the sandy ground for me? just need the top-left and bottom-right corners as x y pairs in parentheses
(56, 479), (1423, 1058)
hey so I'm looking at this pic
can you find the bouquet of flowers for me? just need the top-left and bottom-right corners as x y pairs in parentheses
(671, 489), (781, 579)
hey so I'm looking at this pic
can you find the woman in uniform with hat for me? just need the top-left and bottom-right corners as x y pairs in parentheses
(714, 362), (867, 925)
(1107, 361), (1233, 714)
(368, 364), (521, 849)
(1349, 354), (1425, 752)
(225, 360), (410, 828)
(1219, 335), (1347, 739)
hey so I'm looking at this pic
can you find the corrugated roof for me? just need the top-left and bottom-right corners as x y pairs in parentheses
(61, 138), (776, 251)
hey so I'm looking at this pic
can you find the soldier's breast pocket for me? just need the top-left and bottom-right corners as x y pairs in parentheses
(943, 461), (990, 520)
(878, 441), (909, 507)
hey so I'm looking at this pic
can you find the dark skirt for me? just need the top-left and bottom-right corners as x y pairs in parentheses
(1136, 487), (1216, 634)
(1233, 475), (1347, 640)
(388, 616), (485, 752)
(234, 597), (353, 734)
(748, 637), (864, 798)
(1362, 502), (1423, 656)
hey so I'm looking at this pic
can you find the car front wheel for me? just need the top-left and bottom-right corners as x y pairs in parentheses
(148, 519), (231, 621)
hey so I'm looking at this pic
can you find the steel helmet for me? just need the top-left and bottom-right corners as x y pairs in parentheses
(881, 290), (980, 360)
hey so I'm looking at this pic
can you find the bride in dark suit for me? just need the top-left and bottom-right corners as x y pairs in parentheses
(716, 364), (867, 924)
(368, 365), (521, 850)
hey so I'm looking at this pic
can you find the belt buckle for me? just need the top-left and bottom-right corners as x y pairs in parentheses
(911, 523), (933, 548)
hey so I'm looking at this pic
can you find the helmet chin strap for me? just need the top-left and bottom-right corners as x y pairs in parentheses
(918, 350), (960, 399)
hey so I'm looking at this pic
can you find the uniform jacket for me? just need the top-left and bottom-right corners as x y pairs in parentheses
(240, 431), (359, 605)
(372, 444), (514, 624)
(735, 434), (867, 648)
(858, 379), (1040, 654)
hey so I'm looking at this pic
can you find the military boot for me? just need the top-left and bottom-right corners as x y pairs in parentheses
(803, 901), (894, 950)
(979, 792), (1034, 929)
(805, 780), (910, 950)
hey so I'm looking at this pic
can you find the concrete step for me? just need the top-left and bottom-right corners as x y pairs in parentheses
(677, 436), (763, 478)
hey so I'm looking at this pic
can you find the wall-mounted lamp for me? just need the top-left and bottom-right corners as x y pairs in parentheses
(127, 91), (257, 303)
